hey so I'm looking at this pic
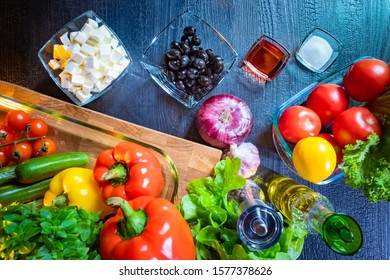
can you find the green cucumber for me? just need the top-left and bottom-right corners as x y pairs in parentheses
(15, 152), (89, 184)
(0, 165), (17, 185)
(0, 178), (51, 206)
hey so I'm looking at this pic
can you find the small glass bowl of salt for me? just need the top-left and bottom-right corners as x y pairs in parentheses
(295, 28), (342, 73)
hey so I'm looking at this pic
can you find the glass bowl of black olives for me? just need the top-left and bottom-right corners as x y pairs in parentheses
(140, 10), (238, 108)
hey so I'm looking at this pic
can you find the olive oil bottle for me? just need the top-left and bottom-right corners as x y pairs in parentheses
(254, 167), (363, 256)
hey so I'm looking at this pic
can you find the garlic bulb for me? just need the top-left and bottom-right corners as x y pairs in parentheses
(222, 142), (261, 178)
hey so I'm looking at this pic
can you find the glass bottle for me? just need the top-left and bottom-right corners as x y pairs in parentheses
(228, 179), (283, 251)
(255, 167), (363, 255)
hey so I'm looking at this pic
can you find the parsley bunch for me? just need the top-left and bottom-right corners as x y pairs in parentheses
(0, 201), (102, 260)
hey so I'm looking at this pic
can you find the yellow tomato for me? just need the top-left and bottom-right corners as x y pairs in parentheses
(292, 136), (337, 184)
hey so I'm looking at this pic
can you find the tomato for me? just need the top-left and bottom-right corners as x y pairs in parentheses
(318, 133), (343, 165)
(0, 147), (11, 167)
(0, 125), (16, 146)
(332, 107), (382, 147)
(278, 105), (322, 143)
(292, 136), (337, 184)
(28, 118), (48, 138)
(9, 140), (33, 163)
(32, 137), (57, 157)
(343, 58), (390, 102)
(6, 110), (30, 132)
(305, 83), (349, 126)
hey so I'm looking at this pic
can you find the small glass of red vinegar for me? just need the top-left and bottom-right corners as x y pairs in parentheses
(243, 35), (290, 82)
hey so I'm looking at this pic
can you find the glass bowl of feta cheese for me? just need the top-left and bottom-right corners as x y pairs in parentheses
(38, 10), (132, 106)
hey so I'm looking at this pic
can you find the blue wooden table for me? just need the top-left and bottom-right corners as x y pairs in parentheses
(0, 0), (389, 260)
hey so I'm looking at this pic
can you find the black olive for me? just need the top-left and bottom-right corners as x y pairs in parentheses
(166, 70), (176, 82)
(168, 60), (180, 71)
(178, 42), (190, 55)
(213, 60), (224, 74)
(191, 35), (202, 46)
(177, 55), (190, 68)
(183, 26), (196, 36)
(210, 55), (223, 63)
(196, 50), (209, 62)
(185, 78), (196, 88)
(205, 48), (214, 57)
(189, 45), (200, 55)
(166, 48), (181, 60)
(190, 85), (202, 95)
(175, 80), (186, 90)
(170, 40), (181, 50)
(205, 67), (215, 79)
(186, 67), (199, 79)
(197, 75), (212, 87)
(192, 58), (206, 70)
(176, 69), (187, 80)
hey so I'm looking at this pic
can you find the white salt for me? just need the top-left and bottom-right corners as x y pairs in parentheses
(297, 35), (333, 71)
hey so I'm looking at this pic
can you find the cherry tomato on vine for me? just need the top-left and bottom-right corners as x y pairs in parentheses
(9, 140), (33, 163)
(6, 110), (30, 132)
(278, 105), (322, 143)
(332, 107), (382, 147)
(32, 137), (57, 157)
(343, 58), (390, 102)
(0, 125), (16, 146)
(306, 83), (349, 126)
(28, 118), (48, 138)
(0, 147), (11, 167)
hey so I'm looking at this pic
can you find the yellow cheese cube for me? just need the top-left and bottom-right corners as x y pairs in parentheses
(53, 44), (72, 60)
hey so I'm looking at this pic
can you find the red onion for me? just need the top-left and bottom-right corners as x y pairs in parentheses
(195, 94), (253, 148)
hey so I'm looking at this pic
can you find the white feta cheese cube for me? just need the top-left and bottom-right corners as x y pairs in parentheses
(109, 37), (119, 48)
(71, 74), (85, 86)
(99, 43), (111, 57)
(82, 82), (94, 94)
(60, 32), (71, 46)
(69, 31), (78, 43)
(70, 51), (86, 64)
(68, 43), (81, 52)
(109, 51), (123, 63)
(119, 56), (131, 67)
(48, 59), (61, 70)
(80, 43), (97, 56)
(80, 23), (95, 36)
(98, 24), (112, 38)
(86, 18), (99, 29)
(89, 29), (106, 43)
(75, 89), (93, 102)
(85, 56), (100, 70)
(64, 61), (80, 74)
(74, 31), (88, 45)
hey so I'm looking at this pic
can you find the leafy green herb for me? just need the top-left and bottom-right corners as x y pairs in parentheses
(340, 127), (390, 203)
(178, 157), (305, 260)
(0, 201), (102, 260)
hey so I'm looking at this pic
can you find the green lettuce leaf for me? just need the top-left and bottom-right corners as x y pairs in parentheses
(340, 130), (390, 203)
(178, 157), (305, 260)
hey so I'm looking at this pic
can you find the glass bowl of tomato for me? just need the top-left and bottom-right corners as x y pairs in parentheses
(272, 57), (369, 185)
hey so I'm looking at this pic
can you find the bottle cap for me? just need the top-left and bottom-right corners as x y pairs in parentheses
(237, 203), (283, 251)
(321, 214), (363, 255)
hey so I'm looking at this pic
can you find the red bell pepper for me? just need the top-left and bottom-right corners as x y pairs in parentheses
(93, 142), (164, 200)
(99, 196), (196, 260)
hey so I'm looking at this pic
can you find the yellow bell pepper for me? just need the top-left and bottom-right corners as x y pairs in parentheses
(43, 167), (115, 219)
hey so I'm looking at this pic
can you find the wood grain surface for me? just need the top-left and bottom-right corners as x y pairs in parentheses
(0, 80), (222, 204)
(0, 0), (389, 260)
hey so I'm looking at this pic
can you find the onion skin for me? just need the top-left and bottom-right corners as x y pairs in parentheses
(195, 94), (253, 148)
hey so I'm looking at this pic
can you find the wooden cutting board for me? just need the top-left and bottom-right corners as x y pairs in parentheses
(0, 80), (222, 204)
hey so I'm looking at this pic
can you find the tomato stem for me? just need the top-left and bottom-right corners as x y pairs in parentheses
(106, 197), (147, 240)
